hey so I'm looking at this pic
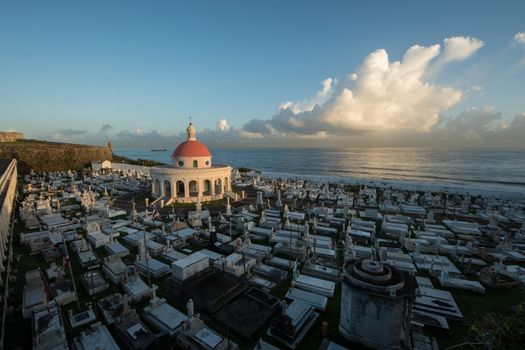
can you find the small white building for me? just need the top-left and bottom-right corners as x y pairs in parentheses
(176, 301), (239, 350)
(87, 231), (110, 249)
(22, 270), (48, 319)
(91, 160), (112, 172)
(102, 256), (127, 284)
(32, 303), (69, 350)
(143, 297), (188, 337)
(171, 252), (209, 281)
(72, 322), (120, 350)
(213, 253), (257, 277)
(149, 122), (232, 204)
(104, 241), (130, 257)
(123, 267), (151, 303)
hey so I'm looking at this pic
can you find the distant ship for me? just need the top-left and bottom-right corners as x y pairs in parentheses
(150, 148), (167, 152)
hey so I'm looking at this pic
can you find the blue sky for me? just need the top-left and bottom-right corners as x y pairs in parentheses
(1, 1), (524, 148)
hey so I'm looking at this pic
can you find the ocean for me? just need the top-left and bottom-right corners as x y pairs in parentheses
(114, 148), (525, 196)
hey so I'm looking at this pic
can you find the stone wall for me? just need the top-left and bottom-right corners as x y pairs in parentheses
(0, 140), (112, 173)
(0, 132), (24, 143)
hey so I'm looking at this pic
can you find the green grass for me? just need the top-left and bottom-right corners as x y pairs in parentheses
(4, 222), (49, 350)
(426, 285), (525, 349)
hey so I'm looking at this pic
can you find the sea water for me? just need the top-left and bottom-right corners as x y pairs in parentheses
(114, 148), (525, 196)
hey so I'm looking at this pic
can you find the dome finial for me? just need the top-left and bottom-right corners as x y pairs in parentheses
(186, 119), (197, 140)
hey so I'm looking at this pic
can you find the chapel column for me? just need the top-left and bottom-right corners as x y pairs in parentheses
(198, 178), (204, 197)
(184, 180), (189, 199)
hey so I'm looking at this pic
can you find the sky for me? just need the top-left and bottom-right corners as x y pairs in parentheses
(1, 0), (525, 148)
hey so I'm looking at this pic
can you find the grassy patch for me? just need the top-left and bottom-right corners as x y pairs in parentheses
(426, 285), (525, 349)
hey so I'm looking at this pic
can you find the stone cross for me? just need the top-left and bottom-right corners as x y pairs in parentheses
(280, 300), (288, 316)
(187, 299), (194, 319)
(225, 197), (232, 216)
(292, 259), (299, 282)
(122, 294), (131, 314)
(138, 240), (146, 261)
(276, 189), (282, 208)
(151, 284), (158, 300)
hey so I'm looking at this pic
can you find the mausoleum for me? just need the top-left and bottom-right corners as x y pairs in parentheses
(339, 258), (416, 349)
(150, 122), (232, 204)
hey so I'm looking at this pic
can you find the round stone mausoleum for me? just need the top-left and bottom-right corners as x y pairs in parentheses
(339, 258), (416, 349)
(150, 122), (232, 203)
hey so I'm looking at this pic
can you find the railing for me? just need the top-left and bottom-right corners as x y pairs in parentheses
(150, 196), (165, 208)
(225, 191), (240, 202)
(0, 159), (17, 350)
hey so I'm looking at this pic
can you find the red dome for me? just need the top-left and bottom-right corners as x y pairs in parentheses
(172, 140), (211, 158)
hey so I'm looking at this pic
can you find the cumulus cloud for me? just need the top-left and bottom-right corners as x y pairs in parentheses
(514, 32), (525, 44)
(216, 118), (230, 131)
(438, 110), (525, 147)
(40, 107), (524, 149)
(243, 36), (485, 137)
(334, 108), (525, 149)
(511, 32), (525, 71)
(50, 129), (88, 141)
(44, 35), (525, 149)
(440, 36), (484, 63)
(278, 78), (336, 114)
(100, 124), (113, 133)
(432, 107), (502, 140)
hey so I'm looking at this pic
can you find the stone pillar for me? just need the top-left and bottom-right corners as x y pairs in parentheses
(172, 179), (177, 198)
(184, 180), (189, 199)
(211, 177), (216, 196)
(198, 178), (204, 197)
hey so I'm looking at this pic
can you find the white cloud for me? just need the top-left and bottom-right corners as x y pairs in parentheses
(435, 107), (501, 134)
(470, 85), (483, 92)
(511, 32), (525, 71)
(100, 124), (113, 133)
(278, 78), (336, 114)
(216, 118), (230, 131)
(50, 129), (88, 141)
(40, 108), (525, 149)
(244, 36), (485, 137)
(238, 129), (264, 139)
(498, 122), (510, 130)
(514, 32), (525, 44)
(440, 36), (484, 63)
